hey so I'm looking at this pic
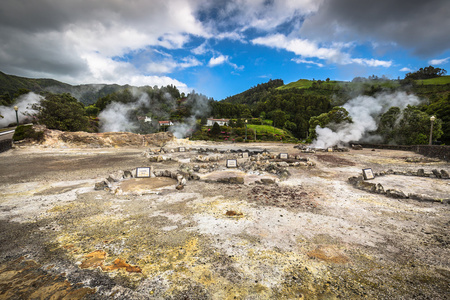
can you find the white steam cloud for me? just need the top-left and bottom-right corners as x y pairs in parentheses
(0, 92), (42, 127)
(98, 92), (151, 132)
(312, 91), (421, 148)
(169, 93), (211, 139)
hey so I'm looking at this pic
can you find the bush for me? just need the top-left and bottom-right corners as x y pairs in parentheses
(236, 137), (244, 142)
(13, 125), (44, 142)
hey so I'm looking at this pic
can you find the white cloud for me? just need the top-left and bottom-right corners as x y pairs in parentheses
(252, 34), (392, 67)
(400, 67), (413, 72)
(208, 55), (229, 67)
(350, 58), (392, 68)
(429, 57), (450, 65)
(291, 58), (324, 67)
(0, 0), (209, 89)
(80, 52), (189, 93)
(208, 55), (243, 70)
(146, 57), (202, 74)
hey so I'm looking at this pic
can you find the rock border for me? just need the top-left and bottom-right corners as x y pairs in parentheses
(95, 168), (188, 194)
(348, 168), (450, 204)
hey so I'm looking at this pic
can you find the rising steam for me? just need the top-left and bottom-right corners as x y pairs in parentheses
(0, 92), (42, 127)
(312, 91), (421, 148)
(169, 93), (211, 139)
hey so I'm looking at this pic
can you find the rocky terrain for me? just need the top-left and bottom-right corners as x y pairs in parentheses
(0, 132), (449, 299)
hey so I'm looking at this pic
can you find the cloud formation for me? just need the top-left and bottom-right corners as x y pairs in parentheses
(0, 0), (448, 99)
(252, 34), (392, 67)
(299, 0), (450, 57)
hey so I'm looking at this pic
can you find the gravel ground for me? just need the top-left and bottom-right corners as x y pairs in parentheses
(0, 141), (449, 299)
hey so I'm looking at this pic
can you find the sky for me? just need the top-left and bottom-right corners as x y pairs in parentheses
(0, 0), (449, 100)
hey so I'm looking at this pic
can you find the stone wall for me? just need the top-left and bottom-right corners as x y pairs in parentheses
(415, 145), (450, 161)
(0, 139), (12, 153)
(358, 143), (450, 161)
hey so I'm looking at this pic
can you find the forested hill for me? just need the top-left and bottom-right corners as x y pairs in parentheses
(221, 79), (284, 105)
(0, 71), (128, 106)
(211, 73), (450, 143)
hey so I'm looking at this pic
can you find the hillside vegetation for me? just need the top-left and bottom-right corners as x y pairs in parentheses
(1, 66), (449, 144)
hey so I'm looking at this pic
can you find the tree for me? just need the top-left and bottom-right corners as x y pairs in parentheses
(405, 66), (447, 80)
(308, 107), (352, 139)
(377, 107), (401, 143)
(395, 106), (443, 145)
(210, 122), (221, 136)
(32, 93), (91, 132)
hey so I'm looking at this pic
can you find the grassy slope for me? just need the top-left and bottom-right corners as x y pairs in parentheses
(415, 76), (450, 85)
(278, 78), (402, 91)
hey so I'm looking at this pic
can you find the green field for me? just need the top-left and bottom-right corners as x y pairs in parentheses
(415, 76), (450, 85)
(247, 124), (287, 136)
(277, 78), (402, 91)
(277, 79), (314, 90)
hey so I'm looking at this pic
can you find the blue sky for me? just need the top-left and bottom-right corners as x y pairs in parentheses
(0, 0), (449, 100)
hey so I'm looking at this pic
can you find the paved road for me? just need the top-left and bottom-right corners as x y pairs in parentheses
(0, 129), (14, 141)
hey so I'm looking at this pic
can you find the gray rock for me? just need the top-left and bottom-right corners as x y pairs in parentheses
(386, 189), (407, 199)
(260, 178), (275, 185)
(123, 170), (133, 179)
(432, 169), (442, 178)
(108, 170), (124, 182)
(440, 170), (449, 179)
(94, 181), (109, 190)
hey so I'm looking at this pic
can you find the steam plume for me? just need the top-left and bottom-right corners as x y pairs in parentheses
(0, 92), (42, 127)
(98, 92), (151, 132)
(312, 91), (421, 148)
(169, 92), (211, 138)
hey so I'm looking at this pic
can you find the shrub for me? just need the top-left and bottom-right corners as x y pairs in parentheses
(13, 125), (44, 142)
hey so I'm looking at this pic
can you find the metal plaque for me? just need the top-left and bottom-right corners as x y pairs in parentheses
(227, 159), (237, 168)
(362, 168), (375, 180)
(136, 167), (151, 178)
(279, 153), (288, 159)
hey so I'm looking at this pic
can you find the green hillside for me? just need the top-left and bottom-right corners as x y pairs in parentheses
(0, 71), (127, 106)
(416, 76), (450, 85)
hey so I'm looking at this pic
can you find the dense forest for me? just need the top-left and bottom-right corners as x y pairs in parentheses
(1, 66), (449, 145)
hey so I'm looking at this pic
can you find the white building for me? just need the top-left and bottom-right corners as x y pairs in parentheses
(206, 118), (229, 126)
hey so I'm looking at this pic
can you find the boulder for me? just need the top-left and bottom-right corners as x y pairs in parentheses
(417, 169), (425, 176)
(386, 189), (407, 199)
(107, 170), (124, 182)
(432, 169), (441, 178)
(440, 170), (449, 179)
(95, 180), (110, 190)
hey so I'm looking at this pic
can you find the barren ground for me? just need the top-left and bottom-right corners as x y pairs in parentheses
(0, 140), (449, 299)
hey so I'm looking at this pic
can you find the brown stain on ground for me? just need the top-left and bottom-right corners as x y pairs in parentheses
(80, 250), (142, 273)
(307, 246), (349, 264)
(0, 257), (95, 299)
(225, 210), (243, 217)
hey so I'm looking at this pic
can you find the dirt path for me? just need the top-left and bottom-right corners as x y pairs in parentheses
(0, 142), (449, 299)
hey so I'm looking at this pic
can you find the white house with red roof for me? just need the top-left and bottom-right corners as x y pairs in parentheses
(158, 120), (174, 126)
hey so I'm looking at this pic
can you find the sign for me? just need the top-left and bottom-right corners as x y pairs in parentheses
(179, 147), (186, 152)
(327, 147), (333, 152)
(136, 167), (151, 178)
(242, 152), (249, 158)
(226, 159), (237, 168)
(279, 153), (288, 159)
(362, 168), (375, 180)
